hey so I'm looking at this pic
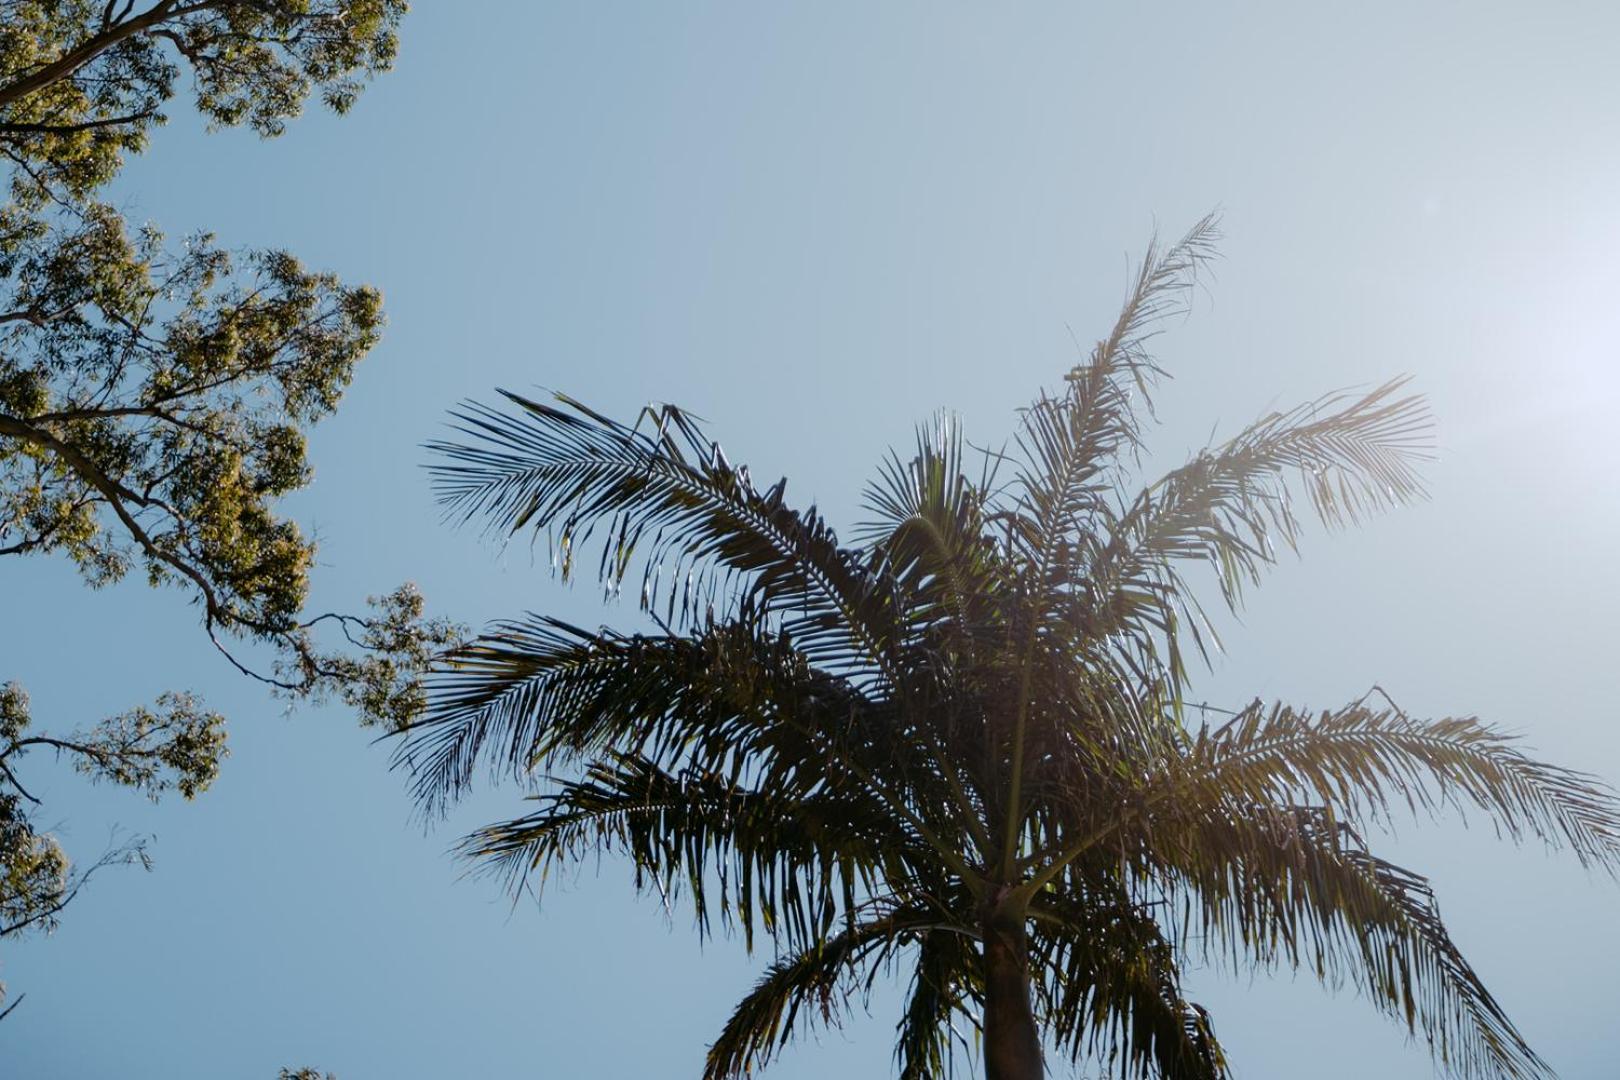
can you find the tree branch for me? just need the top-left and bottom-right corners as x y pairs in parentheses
(0, 111), (156, 136)
(0, 2), (224, 110)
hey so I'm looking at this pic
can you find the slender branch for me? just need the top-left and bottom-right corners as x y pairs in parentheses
(0, 110), (156, 136)
(0, 411), (330, 694)
(0, 838), (138, 936)
(0, 535), (50, 556)
(0, 2), (225, 110)
(103, 1), (140, 31)
(0, 412), (225, 613)
(0, 758), (41, 803)
(8, 733), (129, 760)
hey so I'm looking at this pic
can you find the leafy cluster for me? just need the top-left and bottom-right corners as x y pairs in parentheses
(0, 0), (406, 203)
(0, 205), (378, 605)
(0, 792), (68, 939)
(0, 0), (461, 1017)
(283, 583), (464, 731)
(0, 200), (461, 723)
(407, 216), (1620, 1079)
(0, 1), (453, 728)
(0, 679), (225, 1003)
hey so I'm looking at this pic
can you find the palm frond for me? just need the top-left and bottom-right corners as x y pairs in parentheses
(895, 925), (980, 1080)
(397, 613), (871, 815)
(428, 392), (899, 681)
(1174, 697), (1620, 871)
(1083, 212), (1224, 407)
(703, 909), (934, 1080)
(1158, 805), (1551, 1080)
(461, 751), (912, 951)
(860, 412), (1008, 665)
(1081, 378), (1432, 679)
(1002, 213), (1223, 594)
(860, 413), (983, 547)
(1031, 883), (1227, 1080)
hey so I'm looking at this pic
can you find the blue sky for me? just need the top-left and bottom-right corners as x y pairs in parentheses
(6, 3), (1620, 1076)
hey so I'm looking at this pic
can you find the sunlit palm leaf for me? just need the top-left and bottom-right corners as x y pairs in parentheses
(1155, 805), (1551, 1079)
(428, 392), (900, 682)
(1173, 698), (1620, 869)
(1004, 213), (1222, 598)
(1083, 379), (1432, 671)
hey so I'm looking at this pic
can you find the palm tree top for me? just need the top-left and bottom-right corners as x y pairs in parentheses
(404, 214), (1619, 1080)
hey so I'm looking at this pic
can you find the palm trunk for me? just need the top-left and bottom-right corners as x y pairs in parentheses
(982, 910), (1043, 1080)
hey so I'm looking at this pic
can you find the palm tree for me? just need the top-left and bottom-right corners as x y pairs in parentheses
(403, 216), (1620, 1080)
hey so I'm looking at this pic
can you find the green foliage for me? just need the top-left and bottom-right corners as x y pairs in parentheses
(0, 676), (207, 994)
(0, 0), (462, 1017)
(0, 0), (406, 203)
(411, 217), (1620, 1079)
(0, 1), (452, 731)
(0, 208), (379, 613)
(64, 691), (226, 799)
(0, 793), (69, 936)
(287, 583), (464, 731)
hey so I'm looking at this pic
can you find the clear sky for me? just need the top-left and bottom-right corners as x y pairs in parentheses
(5, 3), (1620, 1077)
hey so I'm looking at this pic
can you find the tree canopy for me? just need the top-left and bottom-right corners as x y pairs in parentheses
(406, 216), (1620, 1080)
(0, 0), (458, 1006)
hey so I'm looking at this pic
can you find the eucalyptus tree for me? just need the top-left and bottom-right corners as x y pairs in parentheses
(0, 0), (457, 1002)
(408, 217), (1620, 1080)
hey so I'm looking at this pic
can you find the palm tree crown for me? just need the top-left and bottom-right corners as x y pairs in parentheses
(404, 216), (1620, 1080)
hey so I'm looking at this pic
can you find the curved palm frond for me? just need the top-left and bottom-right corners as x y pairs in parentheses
(860, 412), (1004, 646)
(398, 612), (873, 815)
(1154, 804), (1550, 1080)
(1173, 697), (1620, 871)
(860, 413), (984, 550)
(428, 391), (900, 682)
(1003, 213), (1222, 599)
(895, 923), (981, 1080)
(1082, 379), (1432, 676)
(461, 750), (919, 951)
(703, 908), (940, 1080)
(408, 611), (988, 885)
(1030, 882), (1227, 1080)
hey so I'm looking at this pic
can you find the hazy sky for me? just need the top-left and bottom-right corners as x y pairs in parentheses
(6, 3), (1619, 1077)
